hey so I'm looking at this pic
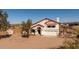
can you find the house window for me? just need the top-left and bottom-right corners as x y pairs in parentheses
(47, 25), (55, 28)
(47, 26), (51, 28)
(52, 26), (55, 28)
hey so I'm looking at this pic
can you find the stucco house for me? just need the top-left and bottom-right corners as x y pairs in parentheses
(31, 18), (60, 36)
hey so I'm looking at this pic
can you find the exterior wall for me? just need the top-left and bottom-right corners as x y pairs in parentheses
(42, 27), (59, 36)
(31, 18), (60, 36)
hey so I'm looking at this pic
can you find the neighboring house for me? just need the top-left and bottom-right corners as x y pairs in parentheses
(62, 22), (79, 26)
(31, 18), (60, 36)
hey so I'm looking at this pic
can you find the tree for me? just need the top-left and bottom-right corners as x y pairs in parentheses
(21, 19), (32, 38)
(0, 10), (10, 31)
(26, 19), (32, 38)
(0, 10), (3, 30)
(0, 10), (3, 15)
(21, 21), (27, 31)
(26, 19), (32, 29)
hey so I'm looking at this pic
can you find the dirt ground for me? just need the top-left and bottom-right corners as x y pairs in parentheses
(0, 26), (75, 49)
(0, 32), (66, 49)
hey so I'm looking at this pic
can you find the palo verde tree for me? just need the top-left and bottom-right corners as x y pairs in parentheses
(0, 10), (10, 31)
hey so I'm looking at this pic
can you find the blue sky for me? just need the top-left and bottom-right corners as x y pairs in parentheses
(3, 9), (79, 24)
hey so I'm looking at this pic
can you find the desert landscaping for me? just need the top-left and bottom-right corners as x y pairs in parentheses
(0, 25), (78, 49)
(0, 9), (79, 49)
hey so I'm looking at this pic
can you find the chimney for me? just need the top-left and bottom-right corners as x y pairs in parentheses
(56, 17), (60, 22)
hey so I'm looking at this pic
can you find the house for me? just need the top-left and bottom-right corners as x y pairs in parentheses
(31, 18), (60, 36)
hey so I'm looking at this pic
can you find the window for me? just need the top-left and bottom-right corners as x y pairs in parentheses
(52, 26), (55, 28)
(47, 26), (51, 28)
(47, 25), (55, 28)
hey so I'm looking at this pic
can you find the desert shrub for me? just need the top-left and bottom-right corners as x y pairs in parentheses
(76, 34), (79, 38)
(59, 38), (79, 49)
(59, 26), (79, 49)
(73, 26), (79, 38)
(76, 30), (79, 38)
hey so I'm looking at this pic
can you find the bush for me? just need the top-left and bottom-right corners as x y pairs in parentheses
(59, 38), (79, 49)
(76, 34), (79, 38)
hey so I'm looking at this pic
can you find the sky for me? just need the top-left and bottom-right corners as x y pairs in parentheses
(3, 9), (79, 24)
